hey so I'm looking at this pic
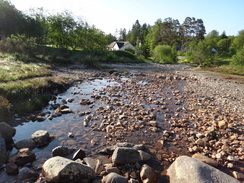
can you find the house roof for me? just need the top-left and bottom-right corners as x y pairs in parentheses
(108, 41), (131, 49)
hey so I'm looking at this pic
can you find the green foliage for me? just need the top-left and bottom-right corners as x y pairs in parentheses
(152, 45), (177, 63)
(0, 34), (37, 55)
(232, 46), (244, 65)
(231, 30), (244, 51)
(217, 38), (231, 55)
(0, 95), (11, 121)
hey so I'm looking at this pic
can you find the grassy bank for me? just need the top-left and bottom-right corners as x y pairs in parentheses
(201, 55), (244, 76)
(0, 49), (145, 122)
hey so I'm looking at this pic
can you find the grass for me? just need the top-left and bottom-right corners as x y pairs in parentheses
(0, 54), (52, 82)
(0, 49), (145, 122)
(201, 54), (244, 76)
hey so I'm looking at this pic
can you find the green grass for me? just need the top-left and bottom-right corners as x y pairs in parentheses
(0, 54), (52, 82)
(203, 54), (244, 76)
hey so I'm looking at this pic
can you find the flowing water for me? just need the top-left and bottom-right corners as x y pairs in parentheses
(1, 71), (190, 182)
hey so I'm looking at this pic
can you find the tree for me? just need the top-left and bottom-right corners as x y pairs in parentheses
(47, 11), (77, 48)
(118, 28), (126, 41)
(231, 30), (244, 51)
(152, 45), (177, 63)
(232, 46), (244, 65)
(0, 0), (27, 37)
(217, 38), (231, 55)
(127, 20), (141, 45)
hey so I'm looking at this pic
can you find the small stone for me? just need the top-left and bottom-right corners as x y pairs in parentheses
(227, 156), (239, 162)
(68, 132), (74, 138)
(218, 120), (227, 129)
(227, 163), (234, 168)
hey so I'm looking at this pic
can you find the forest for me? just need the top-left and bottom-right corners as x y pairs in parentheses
(0, 0), (243, 71)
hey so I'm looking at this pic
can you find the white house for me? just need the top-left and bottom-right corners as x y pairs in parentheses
(108, 41), (135, 51)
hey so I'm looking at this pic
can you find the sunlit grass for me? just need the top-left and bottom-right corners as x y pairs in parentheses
(0, 54), (52, 82)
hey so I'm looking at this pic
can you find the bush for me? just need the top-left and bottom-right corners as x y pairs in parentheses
(232, 46), (244, 65)
(0, 96), (12, 122)
(152, 45), (177, 63)
(0, 34), (37, 55)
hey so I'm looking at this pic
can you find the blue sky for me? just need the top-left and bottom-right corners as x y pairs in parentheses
(10, 0), (244, 36)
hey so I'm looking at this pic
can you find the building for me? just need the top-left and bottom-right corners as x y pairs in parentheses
(108, 41), (135, 51)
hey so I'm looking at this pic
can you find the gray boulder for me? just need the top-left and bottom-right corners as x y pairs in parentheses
(42, 156), (96, 183)
(167, 155), (240, 183)
(51, 146), (76, 157)
(102, 172), (128, 183)
(15, 139), (36, 150)
(31, 130), (50, 145)
(0, 122), (16, 140)
(112, 147), (141, 165)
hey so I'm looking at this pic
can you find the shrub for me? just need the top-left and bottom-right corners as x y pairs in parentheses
(0, 96), (12, 122)
(0, 34), (37, 55)
(232, 46), (244, 65)
(152, 45), (177, 63)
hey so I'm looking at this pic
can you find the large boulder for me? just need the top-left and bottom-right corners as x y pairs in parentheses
(0, 122), (16, 140)
(167, 155), (240, 183)
(31, 130), (50, 145)
(42, 156), (96, 183)
(15, 139), (36, 150)
(112, 147), (141, 165)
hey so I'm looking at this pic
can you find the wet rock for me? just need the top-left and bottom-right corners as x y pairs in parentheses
(15, 139), (36, 150)
(0, 135), (8, 166)
(51, 146), (76, 157)
(31, 130), (50, 145)
(43, 156), (96, 183)
(18, 167), (39, 182)
(68, 132), (74, 138)
(167, 155), (240, 183)
(0, 122), (16, 140)
(102, 172), (128, 183)
(9, 148), (36, 166)
(140, 164), (158, 183)
(112, 147), (141, 165)
(36, 116), (46, 122)
(61, 108), (73, 114)
(6, 162), (19, 175)
(72, 148), (86, 160)
(80, 99), (93, 105)
(192, 153), (218, 168)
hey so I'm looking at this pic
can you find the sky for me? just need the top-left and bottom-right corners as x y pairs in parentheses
(10, 0), (244, 36)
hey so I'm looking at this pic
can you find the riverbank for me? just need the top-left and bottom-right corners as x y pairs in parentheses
(0, 63), (243, 182)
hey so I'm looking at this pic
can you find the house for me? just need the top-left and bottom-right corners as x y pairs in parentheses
(108, 41), (135, 51)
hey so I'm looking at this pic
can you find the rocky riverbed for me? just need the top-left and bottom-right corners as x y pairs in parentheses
(0, 63), (243, 182)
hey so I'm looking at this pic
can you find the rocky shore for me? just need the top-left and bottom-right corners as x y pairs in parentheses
(0, 63), (243, 182)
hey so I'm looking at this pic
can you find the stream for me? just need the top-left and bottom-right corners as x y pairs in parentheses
(1, 70), (191, 182)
